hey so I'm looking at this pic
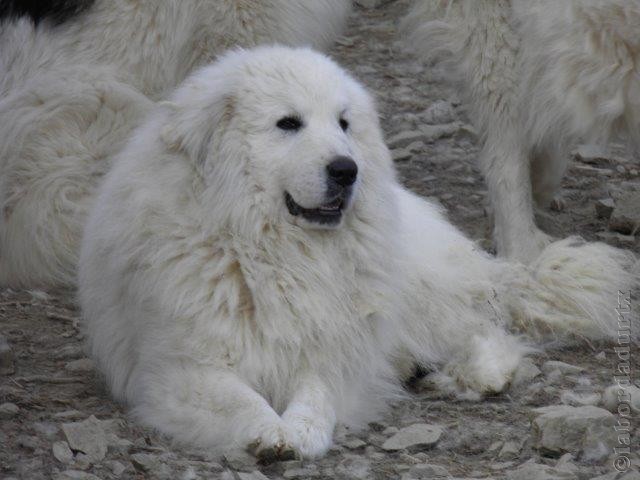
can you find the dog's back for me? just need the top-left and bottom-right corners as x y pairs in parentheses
(0, 0), (94, 25)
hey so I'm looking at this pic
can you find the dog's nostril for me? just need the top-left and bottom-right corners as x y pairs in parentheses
(327, 157), (358, 187)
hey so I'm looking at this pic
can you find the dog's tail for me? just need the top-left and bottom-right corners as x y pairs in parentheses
(401, 0), (517, 136)
(497, 237), (639, 343)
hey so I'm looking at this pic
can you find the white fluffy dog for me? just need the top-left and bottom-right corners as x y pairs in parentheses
(0, 0), (351, 287)
(403, 0), (640, 263)
(79, 46), (638, 461)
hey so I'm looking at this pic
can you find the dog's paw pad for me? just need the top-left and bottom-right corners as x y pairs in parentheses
(254, 442), (298, 464)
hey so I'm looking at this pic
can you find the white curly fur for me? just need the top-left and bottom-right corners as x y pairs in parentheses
(79, 47), (638, 460)
(0, 0), (351, 287)
(403, 0), (640, 263)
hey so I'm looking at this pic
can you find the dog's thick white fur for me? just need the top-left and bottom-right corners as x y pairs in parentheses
(79, 46), (638, 460)
(403, 0), (640, 263)
(0, 0), (351, 288)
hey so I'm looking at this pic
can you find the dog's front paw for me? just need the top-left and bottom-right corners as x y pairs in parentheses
(284, 412), (334, 459)
(247, 422), (299, 464)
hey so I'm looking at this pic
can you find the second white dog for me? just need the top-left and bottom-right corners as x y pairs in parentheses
(404, 0), (640, 263)
(79, 46), (638, 461)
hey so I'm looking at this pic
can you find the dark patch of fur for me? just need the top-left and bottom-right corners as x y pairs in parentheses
(0, 0), (95, 25)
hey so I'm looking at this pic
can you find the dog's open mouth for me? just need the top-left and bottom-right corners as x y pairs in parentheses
(285, 192), (347, 225)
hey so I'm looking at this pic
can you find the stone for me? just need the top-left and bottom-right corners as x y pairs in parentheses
(0, 335), (15, 375)
(423, 100), (455, 125)
(33, 421), (59, 439)
(609, 191), (640, 235)
(335, 455), (372, 479)
(355, 0), (390, 8)
(506, 462), (577, 480)
(237, 472), (270, 480)
(54, 410), (86, 420)
(541, 361), (584, 376)
(401, 463), (449, 479)
(595, 198), (615, 219)
(343, 438), (367, 449)
(131, 453), (161, 472)
(61, 416), (108, 464)
(555, 453), (579, 473)
(283, 467), (321, 478)
(54, 471), (102, 480)
(573, 145), (609, 164)
(420, 123), (462, 143)
(602, 384), (640, 413)
(387, 130), (425, 149)
(0, 402), (19, 419)
(531, 405), (617, 461)
(498, 440), (522, 460)
(104, 460), (126, 476)
(512, 358), (542, 388)
(391, 147), (412, 162)
(560, 391), (601, 407)
(53, 345), (84, 360)
(381, 424), (442, 452)
(52, 441), (74, 464)
(64, 358), (94, 373)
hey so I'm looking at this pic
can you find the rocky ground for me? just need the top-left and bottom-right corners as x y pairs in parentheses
(1, 1), (639, 479)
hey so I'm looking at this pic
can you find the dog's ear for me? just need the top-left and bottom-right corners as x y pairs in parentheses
(160, 67), (236, 168)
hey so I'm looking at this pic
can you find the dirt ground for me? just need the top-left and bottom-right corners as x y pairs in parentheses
(1, 2), (638, 479)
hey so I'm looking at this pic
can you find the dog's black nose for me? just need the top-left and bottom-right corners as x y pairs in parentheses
(327, 157), (358, 187)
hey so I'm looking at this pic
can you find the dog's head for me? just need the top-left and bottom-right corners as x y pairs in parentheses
(161, 46), (394, 232)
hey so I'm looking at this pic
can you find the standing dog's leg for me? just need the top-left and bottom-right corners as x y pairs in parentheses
(481, 137), (552, 264)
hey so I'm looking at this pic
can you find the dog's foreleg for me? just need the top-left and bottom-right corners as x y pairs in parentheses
(132, 365), (298, 462)
(282, 373), (336, 459)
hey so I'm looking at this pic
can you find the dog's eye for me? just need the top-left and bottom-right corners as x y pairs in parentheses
(276, 116), (303, 131)
(339, 118), (349, 132)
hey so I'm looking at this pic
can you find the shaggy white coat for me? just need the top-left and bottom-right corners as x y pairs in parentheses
(0, 0), (351, 287)
(79, 46), (639, 460)
(403, 0), (640, 263)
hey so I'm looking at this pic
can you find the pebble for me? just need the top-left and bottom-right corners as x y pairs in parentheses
(54, 345), (85, 360)
(609, 191), (640, 234)
(54, 471), (102, 480)
(54, 410), (86, 420)
(65, 358), (94, 373)
(62, 416), (108, 464)
(573, 144), (609, 164)
(512, 358), (542, 388)
(602, 384), (640, 413)
(560, 391), (601, 407)
(541, 361), (584, 376)
(52, 441), (74, 464)
(335, 455), (372, 480)
(283, 467), (321, 478)
(387, 131), (425, 149)
(0, 402), (19, 419)
(401, 463), (449, 479)
(0, 334), (15, 375)
(531, 405), (617, 461)
(104, 460), (127, 476)
(595, 198), (615, 219)
(354, 0), (389, 8)
(506, 462), (577, 480)
(343, 438), (367, 450)
(381, 423), (443, 452)
(498, 440), (522, 460)
(423, 100), (456, 125)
